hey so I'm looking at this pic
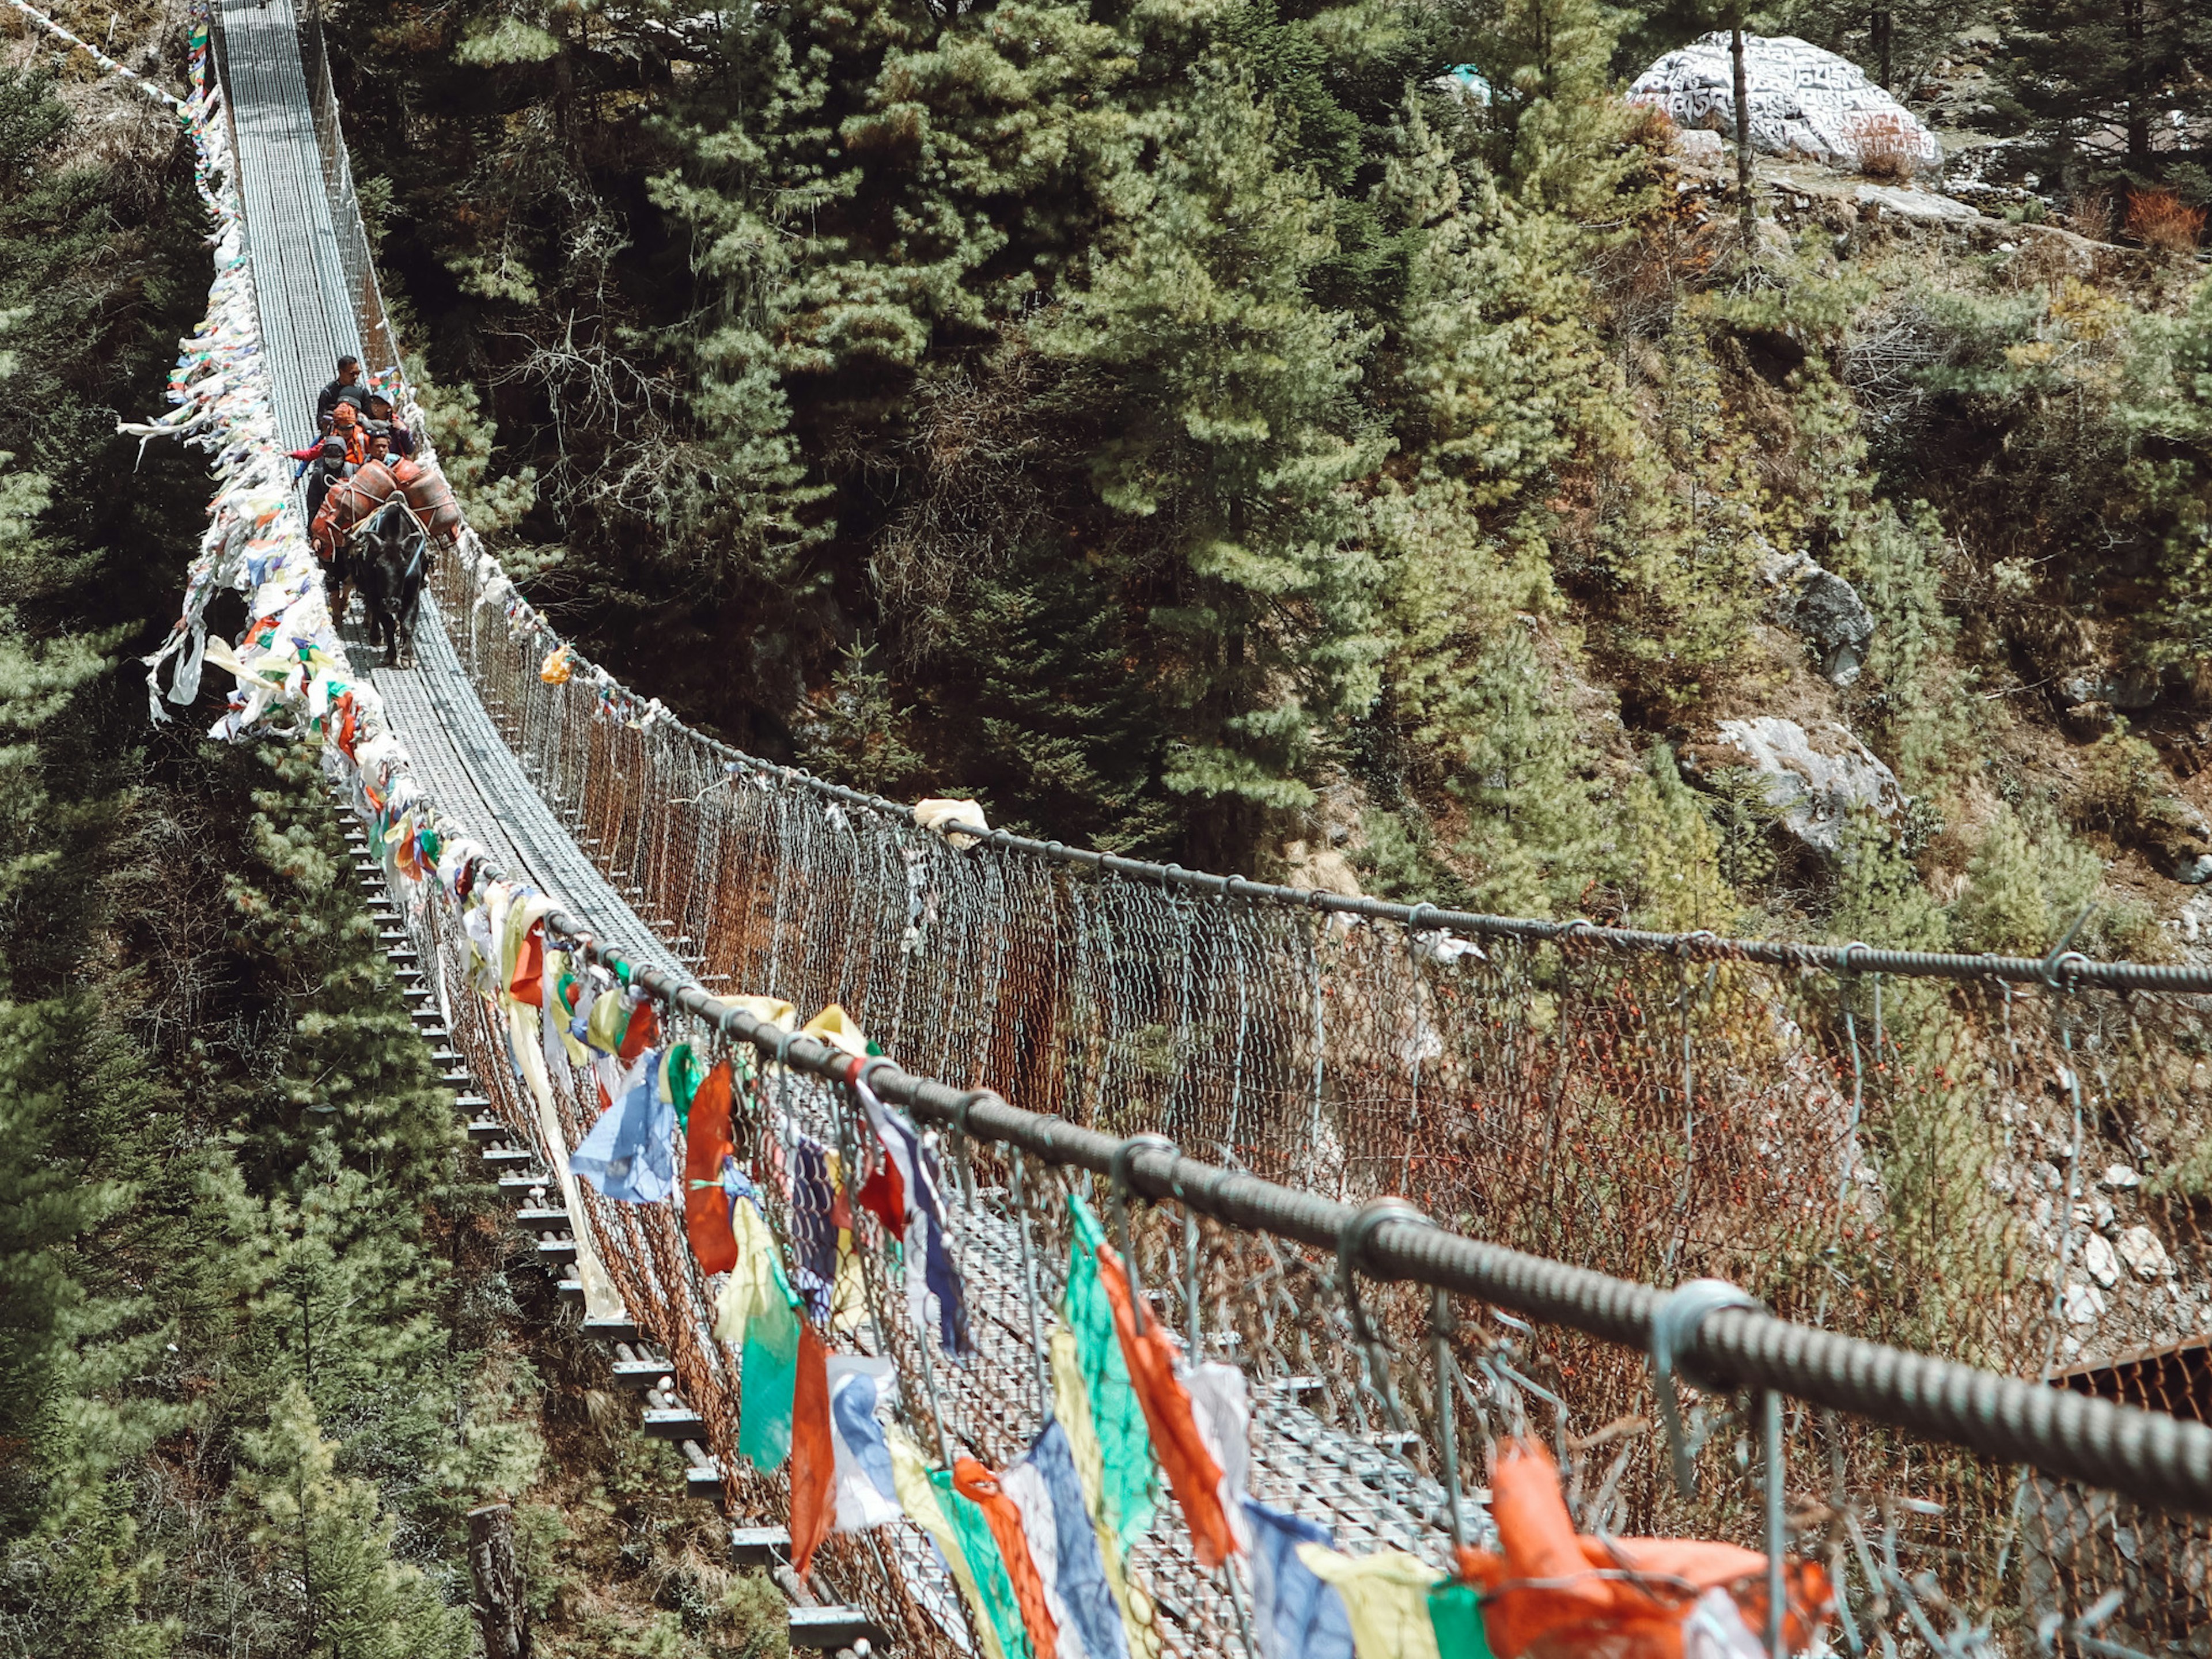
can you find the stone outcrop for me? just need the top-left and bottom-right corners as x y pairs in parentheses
(1761, 547), (1876, 684)
(1689, 717), (1904, 854)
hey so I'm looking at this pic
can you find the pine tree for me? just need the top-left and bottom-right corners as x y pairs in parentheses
(1038, 63), (1387, 857)
(1995, 0), (2212, 196)
(234, 1385), (473, 1659)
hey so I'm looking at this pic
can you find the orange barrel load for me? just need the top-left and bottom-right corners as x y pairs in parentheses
(310, 460), (398, 562)
(397, 459), (464, 544)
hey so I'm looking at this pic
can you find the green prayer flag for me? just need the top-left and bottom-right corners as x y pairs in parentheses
(664, 1042), (704, 1130)
(930, 1468), (1034, 1659)
(1428, 1582), (1493, 1658)
(1064, 1195), (1157, 1546)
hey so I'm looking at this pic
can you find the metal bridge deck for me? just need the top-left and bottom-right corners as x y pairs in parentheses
(214, 0), (685, 979)
(209, 4), (1472, 1637)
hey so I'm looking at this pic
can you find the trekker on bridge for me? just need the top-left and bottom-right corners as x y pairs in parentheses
(300, 435), (351, 524)
(315, 355), (372, 433)
(363, 393), (415, 459)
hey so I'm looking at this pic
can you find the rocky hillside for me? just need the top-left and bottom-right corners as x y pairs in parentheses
(323, 0), (2212, 961)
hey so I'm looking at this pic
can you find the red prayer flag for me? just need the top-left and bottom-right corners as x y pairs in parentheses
(683, 1061), (738, 1274)
(790, 1326), (835, 1577)
(618, 997), (659, 1063)
(857, 1154), (905, 1240)
(953, 1457), (1060, 1659)
(1095, 1243), (1239, 1567)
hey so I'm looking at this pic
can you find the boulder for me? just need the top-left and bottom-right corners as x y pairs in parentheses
(1628, 34), (1942, 175)
(2082, 1230), (2120, 1290)
(1694, 717), (1904, 854)
(2116, 1225), (2174, 1282)
(1762, 547), (1875, 684)
(1854, 183), (1978, 224)
(2062, 668), (2162, 710)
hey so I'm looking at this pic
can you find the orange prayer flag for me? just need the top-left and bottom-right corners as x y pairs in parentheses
(684, 1060), (738, 1275)
(1461, 1440), (1833, 1659)
(790, 1325), (835, 1577)
(333, 691), (359, 760)
(509, 919), (546, 1007)
(953, 1457), (1060, 1659)
(1094, 1243), (1238, 1567)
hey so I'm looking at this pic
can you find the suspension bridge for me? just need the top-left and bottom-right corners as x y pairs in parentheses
(96, 0), (2212, 1650)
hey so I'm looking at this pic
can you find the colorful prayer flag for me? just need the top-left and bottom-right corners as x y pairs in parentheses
(789, 1326), (835, 1575)
(683, 1060), (738, 1274)
(1093, 1241), (1237, 1566)
(825, 1355), (903, 1533)
(571, 1047), (676, 1205)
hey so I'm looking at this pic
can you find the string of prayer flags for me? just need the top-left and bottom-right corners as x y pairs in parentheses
(889, 1426), (1010, 1659)
(1059, 1199), (1158, 1549)
(854, 1074), (968, 1357)
(683, 1060), (739, 1274)
(712, 1170), (802, 1471)
(1000, 1421), (1130, 1659)
(1048, 1329), (1159, 1659)
(571, 1048), (676, 1205)
(931, 1463), (1036, 1659)
(955, 1458), (1063, 1659)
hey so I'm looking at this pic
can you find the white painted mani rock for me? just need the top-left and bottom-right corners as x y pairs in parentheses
(1628, 35), (1942, 175)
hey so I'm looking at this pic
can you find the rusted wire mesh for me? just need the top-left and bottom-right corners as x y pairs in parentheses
(389, 797), (2212, 1659)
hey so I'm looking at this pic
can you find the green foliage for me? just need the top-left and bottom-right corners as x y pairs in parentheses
(1039, 63), (1387, 834)
(1951, 797), (2102, 953)
(233, 1385), (472, 1659)
(407, 355), (537, 534)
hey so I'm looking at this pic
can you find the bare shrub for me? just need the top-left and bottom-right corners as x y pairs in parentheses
(2123, 188), (2208, 253)
(2064, 187), (2115, 241)
(1851, 112), (1923, 181)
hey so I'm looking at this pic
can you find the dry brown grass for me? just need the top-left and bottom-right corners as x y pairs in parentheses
(2123, 188), (2208, 253)
(2065, 187), (2115, 241)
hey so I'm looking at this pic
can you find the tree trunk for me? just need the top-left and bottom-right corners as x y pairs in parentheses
(468, 1503), (531, 1659)
(1732, 25), (1756, 249)
(1870, 7), (1893, 89)
(2123, 0), (2151, 171)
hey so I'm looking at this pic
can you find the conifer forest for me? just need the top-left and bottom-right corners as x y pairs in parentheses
(3, 0), (2212, 1650)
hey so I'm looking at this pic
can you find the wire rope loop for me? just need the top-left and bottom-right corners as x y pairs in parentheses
(1336, 1198), (1431, 1340)
(2044, 948), (2092, 993)
(1109, 1132), (1179, 1207)
(1647, 1277), (1763, 1497)
(1674, 928), (1721, 960)
(1838, 940), (1873, 975)
(851, 1052), (897, 1089)
(947, 1087), (997, 1139)
(1406, 903), (1439, 935)
(1162, 862), (1184, 895)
